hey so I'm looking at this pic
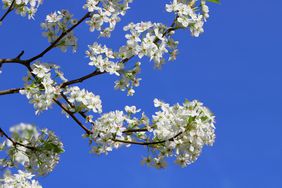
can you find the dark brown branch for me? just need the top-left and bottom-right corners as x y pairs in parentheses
(61, 92), (90, 118)
(123, 128), (148, 133)
(60, 93), (152, 137)
(0, 127), (35, 150)
(113, 131), (183, 146)
(16, 50), (25, 59)
(25, 12), (91, 63)
(61, 69), (103, 88)
(53, 99), (92, 135)
(0, 88), (22, 96)
(0, 51), (26, 65)
(0, 0), (15, 23)
(61, 55), (134, 88)
(0, 12), (91, 66)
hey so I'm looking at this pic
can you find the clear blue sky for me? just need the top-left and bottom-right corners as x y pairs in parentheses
(1, 0), (282, 187)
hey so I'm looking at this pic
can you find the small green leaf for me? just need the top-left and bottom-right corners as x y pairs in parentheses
(207, 0), (220, 4)
(44, 142), (64, 153)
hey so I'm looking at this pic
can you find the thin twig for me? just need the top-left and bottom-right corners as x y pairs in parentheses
(122, 128), (148, 133)
(60, 92), (89, 120)
(0, 51), (26, 65)
(113, 131), (183, 146)
(53, 99), (92, 135)
(0, 88), (22, 96)
(0, 127), (35, 150)
(0, 0), (15, 23)
(0, 12), (91, 66)
(25, 12), (91, 64)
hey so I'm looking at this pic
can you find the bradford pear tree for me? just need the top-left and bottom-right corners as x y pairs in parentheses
(0, 0), (219, 187)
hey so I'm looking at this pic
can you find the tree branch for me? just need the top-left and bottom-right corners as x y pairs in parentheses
(0, 127), (35, 150)
(0, 51), (26, 65)
(25, 12), (91, 63)
(0, 88), (22, 96)
(60, 69), (103, 88)
(60, 92), (89, 120)
(0, 0), (15, 23)
(122, 128), (148, 134)
(60, 24), (180, 88)
(113, 131), (183, 146)
(53, 99), (92, 135)
(0, 15), (183, 149)
(0, 12), (91, 66)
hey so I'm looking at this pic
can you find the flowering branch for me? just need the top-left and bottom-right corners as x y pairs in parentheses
(0, 0), (219, 184)
(0, 127), (35, 150)
(26, 12), (92, 63)
(60, 24), (180, 88)
(113, 131), (183, 146)
(53, 99), (92, 134)
(0, 12), (91, 67)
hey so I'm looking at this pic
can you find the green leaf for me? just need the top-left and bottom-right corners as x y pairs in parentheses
(207, 0), (220, 4)
(44, 142), (64, 153)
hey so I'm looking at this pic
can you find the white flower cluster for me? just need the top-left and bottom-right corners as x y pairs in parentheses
(86, 42), (122, 76)
(83, 0), (133, 37)
(122, 22), (179, 68)
(2, 0), (43, 19)
(201, 0), (210, 20)
(149, 99), (215, 168)
(41, 10), (78, 52)
(90, 110), (129, 154)
(166, 0), (210, 37)
(86, 22), (178, 95)
(89, 105), (149, 154)
(84, 1), (213, 97)
(0, 123), (64, 176)
(20, 62), (63, 115)
(64, 86), (102, 114)
(88, 99), (215, 168)
(0, 170), (42, 188)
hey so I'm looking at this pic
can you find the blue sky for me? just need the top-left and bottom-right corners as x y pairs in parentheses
(1, 0), (282, 187)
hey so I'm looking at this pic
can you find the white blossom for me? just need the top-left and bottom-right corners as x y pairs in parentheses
(91, 110), (128, 154)
(88, 99), (215, 168)
(124, 105), (140, 114)
(0, 123), (64, 176)
(64, 86), (102, 114)
(20, 62), (62, 115)
(2, 0), (43, 19)
(151, 99), (215, 167)
(46, 11), (63, 23)
(86, 42), (121, 75)
(83, 0), (133, 37)
(41, 10), (78, 52)
(165, 0), (210, 37)
(0, 170), (42, 188)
